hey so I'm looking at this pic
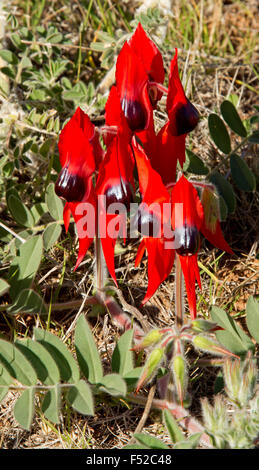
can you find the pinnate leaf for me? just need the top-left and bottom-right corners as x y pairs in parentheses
(75, 314), (103, 384)
(220, 100), (247, 137)
(34, 328), (80, 383)
(67, 380), (94, 416)
(246, 296), (259, 344)
(230, 154), (256, 192)
(14, 387), (35, 430)
(208, 113), (231, 154)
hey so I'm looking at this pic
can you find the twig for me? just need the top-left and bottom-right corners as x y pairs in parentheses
(128, 384), (156, 444)
(127, 393), (212, 448)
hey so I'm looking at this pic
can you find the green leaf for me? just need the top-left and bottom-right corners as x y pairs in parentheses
(220, 100), (247, 137)
(111, 329), (134, 376)
(41, 385), (61, 424)
(174, 433), (202, 449)
(67, 380), (94, 416)
(123, 367), (143, 389)
(0, 365), (13, 402)
(209, 171), (236, 214)
(34, 328), (80, 383)
(31, 202), (47, 225)
(210, 306), (254, 356)
(14, 387), (35, 430)
(97, 373), (127, 397)
(8, 235), (43, 300)
(184, 149), (209, 175)
(0, 278), (9, 296)
(0, 339), (38, 386)
(0, 49), (18, 65)
(219, 196), (228, 221)
(246, 296), (259, 344)
(134, 433), (169, 449)
(43, 222), (62, 250)
(7, 194), (35, 228)
(230, 154), (256, 192)
(208, 113), (231, 154)
(45, 182), (64, 221)
(15, 338), (60, 385)
(75, 314), (103, 384)
(163, 409), (185, 443)
(8, 288), (47, 315)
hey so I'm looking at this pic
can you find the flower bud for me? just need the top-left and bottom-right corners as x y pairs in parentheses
(191, 319), (221, 333)
(193, 335), (238, 358)
(171, 354), (187, 406)
(136, 347), (164, 392)
(132, 329), (163, 351)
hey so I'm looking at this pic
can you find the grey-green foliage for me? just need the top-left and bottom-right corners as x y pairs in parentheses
(201, 355), (259, 449)
(185, 98), (258, 221)
(0, 316), (135, 430)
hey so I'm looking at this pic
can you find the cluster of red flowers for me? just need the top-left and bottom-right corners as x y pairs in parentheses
(55, 23), (233, 319)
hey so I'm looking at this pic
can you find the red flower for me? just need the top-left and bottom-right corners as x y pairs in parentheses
(55, 107), (102, 202)
(128, 22), (165, 108)
(171, 175), (233, 318)
(167, 49), (199, 137)
(145, 49), (199, 187)
(115, 23), (165, 132)
(133, 142), (175, 304)
(95, 86), (135, 284)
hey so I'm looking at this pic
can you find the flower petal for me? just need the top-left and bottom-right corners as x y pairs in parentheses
(139, 238), (175, 305)
(167, 49), (199, 136)
(149, 122), (186, 186)
(179, 253), (201, 319)
(115, 41), (152, 131)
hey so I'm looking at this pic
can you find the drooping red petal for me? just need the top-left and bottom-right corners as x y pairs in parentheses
(66, 180), (96, 270)
(133, 142), (175, 303)
(201, 219), (234, 255)
(96, 133), (134, 285)
(115, 41), (152, 131)
(167, 49), (199, 136)
(136, 237), (175, 305)
(63, 202), (71, 232)
(179, 253), (201, 320)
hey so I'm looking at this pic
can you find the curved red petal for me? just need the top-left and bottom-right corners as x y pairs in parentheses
(167, 50), (199, 136)
(201, 219), (233, 255)
(129, 22), (165, 85)
(141, 238), (175, 305)
(67, 182), (96, 270)
(179, 254), (201, 319)
(63, 202), (71, 232)
(58, 107), (96, 173)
